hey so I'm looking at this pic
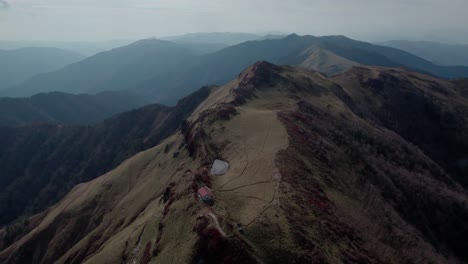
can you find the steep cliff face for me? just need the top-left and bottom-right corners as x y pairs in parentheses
(2, 62), (468, 264)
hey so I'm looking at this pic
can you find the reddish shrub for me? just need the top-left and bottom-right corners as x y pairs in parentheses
(140, 241), (152, 264)
(193, 215), (208, 234)
(206, 228), (224, 251)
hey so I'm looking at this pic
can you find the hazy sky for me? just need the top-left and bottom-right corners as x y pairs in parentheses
(1, 0), (467, 43)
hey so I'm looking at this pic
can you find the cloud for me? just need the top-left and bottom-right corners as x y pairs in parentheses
(0, 0), (10, 9)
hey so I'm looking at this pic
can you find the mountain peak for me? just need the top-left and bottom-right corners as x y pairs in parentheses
(285, 33), (300, 39)
(246, 60), (282, 72)
(238, 61), (283, 86)
(241, 60), (282, 75)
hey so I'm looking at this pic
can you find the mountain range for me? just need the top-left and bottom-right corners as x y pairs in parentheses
(0, 40), (133, 57)
(1, 39), (202, 100)
(4, 34), (468, 105)
(161, 32), (285, 54)
(379, 40), (468, 66)
(1, 32), (468, 264)
(0, 62), (467, 263)
(161, 32), (266, 45)
(0, 47), (84, 91)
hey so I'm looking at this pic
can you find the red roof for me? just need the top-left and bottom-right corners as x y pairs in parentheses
(198, 187), (212, 197)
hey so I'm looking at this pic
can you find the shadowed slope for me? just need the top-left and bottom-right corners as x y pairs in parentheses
(0, 87), (211, 228)
(0, 91), (149, 126)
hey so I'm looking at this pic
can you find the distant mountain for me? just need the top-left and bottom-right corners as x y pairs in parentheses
(258, 34), (288, 40)
(161, 32), (263, 45)
(379, 40), (468, 66)
(0, 47), (84, 91)
(8, 34), (468, 104)
(0, 86), (210, 228)
(1, 63), (467, 263)
(0, 40), (133, 56)
(162, 33), (287, 54)
(178, 42), (229, 54)
(0, 91), (149, 126)
(312, 35), (468, 78)
(138, 34), (468, 102)
(161, 32), (274, 54)
(3, 39), (197, 98)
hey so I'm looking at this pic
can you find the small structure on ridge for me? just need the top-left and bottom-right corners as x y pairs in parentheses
(197, 186), (214, 206)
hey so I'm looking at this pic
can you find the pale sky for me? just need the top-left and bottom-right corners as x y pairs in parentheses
(1, 0), (467, 43)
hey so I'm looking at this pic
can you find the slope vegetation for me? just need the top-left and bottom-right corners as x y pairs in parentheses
(1, 62), (468, 264)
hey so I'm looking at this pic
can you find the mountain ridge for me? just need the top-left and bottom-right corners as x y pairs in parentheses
(1, 62), (467, 263)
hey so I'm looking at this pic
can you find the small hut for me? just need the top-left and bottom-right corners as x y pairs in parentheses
(197, 186), (214, 206)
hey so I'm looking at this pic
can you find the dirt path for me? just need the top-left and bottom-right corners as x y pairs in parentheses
(207, 212), (226, 237)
